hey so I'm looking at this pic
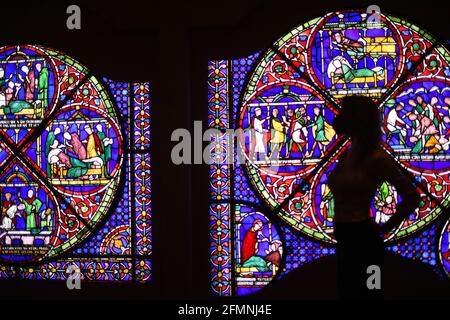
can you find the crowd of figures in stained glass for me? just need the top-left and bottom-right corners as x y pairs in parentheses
(208, 10), (450, 296)
(0, 45), (151, 281)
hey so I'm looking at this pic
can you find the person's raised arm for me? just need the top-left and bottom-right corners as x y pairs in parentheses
(371, 150), (421, 234)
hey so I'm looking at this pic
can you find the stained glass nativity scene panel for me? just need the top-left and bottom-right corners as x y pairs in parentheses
(208, 10), (450, 296)
(0, 45), (151, 281)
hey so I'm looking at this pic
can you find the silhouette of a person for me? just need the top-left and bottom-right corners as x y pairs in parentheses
(328, 96), (420, 300)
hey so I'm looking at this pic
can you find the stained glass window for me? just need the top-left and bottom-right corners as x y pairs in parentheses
(208, 10), (450, 296)
(0, 45), (151, 281)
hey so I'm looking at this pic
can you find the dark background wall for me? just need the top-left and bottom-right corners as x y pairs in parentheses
(0, 0), (449, 299)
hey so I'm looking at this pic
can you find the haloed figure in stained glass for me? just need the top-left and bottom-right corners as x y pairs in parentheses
(328, 96), (420, 299)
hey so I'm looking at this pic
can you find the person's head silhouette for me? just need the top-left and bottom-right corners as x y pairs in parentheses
(333, 95), (381, 152)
